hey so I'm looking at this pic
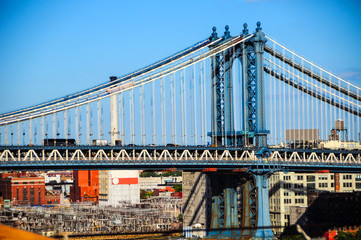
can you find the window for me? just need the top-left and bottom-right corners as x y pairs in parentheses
(38, 188), (41, 203)
(307, 183), (315, 189)
(319, 175), (328, 180)
(307, 175), (315, 182)
(294, 183), (304, 189)
(16, 188), (19, 201)
(283, 176), (291, 181)
(356, 182), (361, 189)
(356, 175), (361, 181)
(297, 176), (303, 181)
(331, 183), (334, 188)
(295, 198), (304, 204)
(343, 175), (352, 180)
(284, 191), (291, 196)
(331, 175), (334, 180)
(284, 199), (291, 204)
(318, 182), (328, 188)
(283, 183), (292, 189)
(295, 191), (304, 196)
(343, 182), (352, 188)
(30, 188), (35, 204)
(23, 188), (28, 203)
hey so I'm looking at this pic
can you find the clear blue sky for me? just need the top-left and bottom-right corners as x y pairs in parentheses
(1, 0), (360, 114)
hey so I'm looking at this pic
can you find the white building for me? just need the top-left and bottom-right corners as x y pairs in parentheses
(269, 172), (361, 235)
(139, 176), (182, 191)
(99, 170), (140, 206)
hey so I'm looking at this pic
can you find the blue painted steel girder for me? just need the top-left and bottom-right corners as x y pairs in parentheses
(210, 26), (235, 146)
(240, 22), (269, 148)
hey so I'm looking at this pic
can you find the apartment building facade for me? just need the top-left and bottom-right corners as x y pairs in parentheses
(269, 171), (361, 235)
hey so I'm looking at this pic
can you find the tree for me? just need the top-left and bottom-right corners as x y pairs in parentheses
(279, 226), (304, 240)
(140, 171), (159, 177)
(140, 190), (155, 199)
(173, 185), (182, 192)
(335, 230), (361, 240)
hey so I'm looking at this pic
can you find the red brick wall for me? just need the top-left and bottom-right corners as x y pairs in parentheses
(0, 176), (46, 205)
(71, 170), (99, 203)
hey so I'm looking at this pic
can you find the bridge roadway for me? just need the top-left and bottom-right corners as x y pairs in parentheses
(0, 145), (360, 172)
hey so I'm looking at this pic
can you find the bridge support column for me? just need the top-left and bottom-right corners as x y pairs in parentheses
(251, 173), (275, 240)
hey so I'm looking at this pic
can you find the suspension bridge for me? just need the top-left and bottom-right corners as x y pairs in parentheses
(0, 22), (360, 239)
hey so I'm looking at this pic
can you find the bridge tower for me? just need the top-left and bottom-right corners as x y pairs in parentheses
(184, 23), (274, 240)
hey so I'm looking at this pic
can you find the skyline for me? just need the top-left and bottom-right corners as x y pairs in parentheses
(1, 0), (361, 113)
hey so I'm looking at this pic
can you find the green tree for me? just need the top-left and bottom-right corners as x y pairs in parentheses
(173, 185), (182, 192)
(279, 226), (304, 240)
(140, 190), (155, 199)
(140, 171), (159, 177)
(335, 230), (360, 240)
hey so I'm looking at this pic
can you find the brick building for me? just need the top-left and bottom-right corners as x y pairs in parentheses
(0, 172), (46, 205)
(70, 170), (99, 203)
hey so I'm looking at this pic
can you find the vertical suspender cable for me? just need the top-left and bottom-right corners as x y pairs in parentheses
(181, 69), (185, 145)
(163, 77), (166, 145)
(29, 118), (32, 145)
(347, 84), (350, 140)
(118, 94), (124, 144)
(130, 89), (135, 144)
(161, 77), (165, 145)
(34, 119), (37, 145)
(199, 61), (204, 145)
(97, 100), (102, 140)
(75, 107), (80, 145)
(68, 110), (71, 141)
(273, 43), (278, 145)
(87, 103), (91, 145)
(17, 121), (20, 146)
(171, 73), (176, 144)
(10, 125), (14, 145)
(282, 48), (286, 145)
(319, 71), (323, 141)
(193, 65), (198, 145)
(64, 110), (68, 141)
(222, 51), (226, 146)
(5, 124), (7, 146)
(310, 66), (314, 143)
(201, 60), (206, 145)
(292, 52), (296, 146)
(41, 116), (44, 143)
(152, 81), (156, 144)
(53, 114), (56, 140)
(22, 122), (25, 145)
(301, 60), (305, 148)
(331, 75), (336, 141)
(268, 51), (273, 145)
(140, 85), (145, 146)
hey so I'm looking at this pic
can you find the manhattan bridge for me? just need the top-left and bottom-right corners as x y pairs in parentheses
(0, 22), (360, 239)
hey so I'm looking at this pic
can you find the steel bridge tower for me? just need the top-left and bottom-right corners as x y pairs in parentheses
(210, 22), (269, 148)
(184, 22), (274, 240)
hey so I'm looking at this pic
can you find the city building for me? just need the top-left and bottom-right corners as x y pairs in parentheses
(99, 170), (140, 206)
(139, 176), (182, 191)
(0, 172), (46, 205)
(45, 190), (63, 205)
(154, 186), (176, 197)
(269, 171), (361, 235)
(70, 170), (99, 203)
(44, 171), (73, 195)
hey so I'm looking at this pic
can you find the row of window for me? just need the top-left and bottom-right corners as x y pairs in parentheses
(13, 181), (42, 185)
(284, 198), (305, 204)
(283, 191), (306, 196)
